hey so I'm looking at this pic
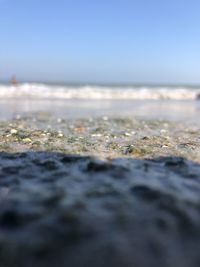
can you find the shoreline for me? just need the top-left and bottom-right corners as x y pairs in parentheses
(0, 99), (200, 124)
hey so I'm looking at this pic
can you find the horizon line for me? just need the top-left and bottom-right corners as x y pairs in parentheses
(1, 79), (200, 87)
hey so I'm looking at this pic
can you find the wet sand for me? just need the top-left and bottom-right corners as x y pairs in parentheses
(1, 99), (200, 123)
(0, 112), (200, 266)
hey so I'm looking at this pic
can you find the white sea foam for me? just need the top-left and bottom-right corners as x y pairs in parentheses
(0, 83), (199, 100)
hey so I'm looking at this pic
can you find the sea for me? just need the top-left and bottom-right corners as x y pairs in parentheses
(0, 82), (200, 123)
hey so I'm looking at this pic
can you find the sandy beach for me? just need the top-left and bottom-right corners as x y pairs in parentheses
(0, 110), (200, 266)
(2, 0), (200, 265)
(1, 112), (200, 160)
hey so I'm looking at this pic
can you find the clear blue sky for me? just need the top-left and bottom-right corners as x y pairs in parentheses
(0, 0), (200, 84)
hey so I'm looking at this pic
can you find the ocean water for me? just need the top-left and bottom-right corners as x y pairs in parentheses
(0, 83), (200, 122)
(0, 83), (200, 100)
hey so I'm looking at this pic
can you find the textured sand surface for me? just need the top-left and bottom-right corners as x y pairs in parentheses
(0, 114), (200, 267)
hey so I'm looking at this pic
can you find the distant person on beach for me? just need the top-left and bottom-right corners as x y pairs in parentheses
(11, 75), (17, 86)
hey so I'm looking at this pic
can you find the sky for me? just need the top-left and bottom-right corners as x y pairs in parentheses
(0, 0), (200, 84)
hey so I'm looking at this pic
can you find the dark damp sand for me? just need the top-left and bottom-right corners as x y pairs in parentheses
(0, 113), (200, 267)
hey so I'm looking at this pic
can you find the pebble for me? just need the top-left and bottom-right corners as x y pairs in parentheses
(160, 129), (168, 134)
(10, 129), (18, 134)
(91, 134), (102, 137)
(22, 138), (32, 143)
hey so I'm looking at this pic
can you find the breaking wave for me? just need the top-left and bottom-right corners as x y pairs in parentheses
(0, 83), (200, 100)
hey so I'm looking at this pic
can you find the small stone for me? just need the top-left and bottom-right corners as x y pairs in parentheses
(91, 134), (102, 137)
(10, 129), (18, 135)
(142, 136), (149, 140)
(160, 129), (167, 134)
(22, 138), (32, 143)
